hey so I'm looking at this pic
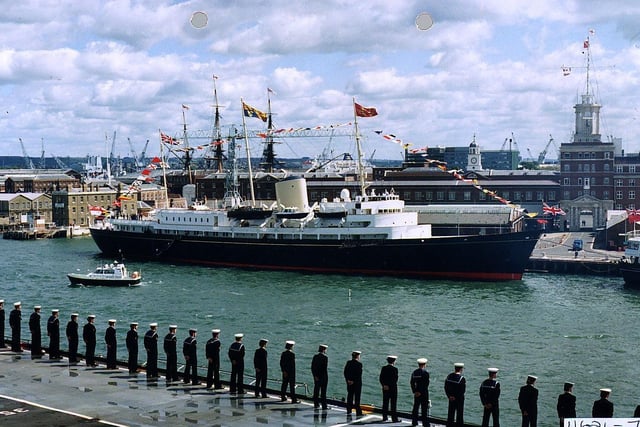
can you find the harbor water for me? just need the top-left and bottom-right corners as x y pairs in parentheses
(1, 236), (638, 426)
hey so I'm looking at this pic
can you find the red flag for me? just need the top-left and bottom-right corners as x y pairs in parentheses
(151, 156), (161, 163)
(627, 209), (640, 223)
(583, 40), (589, 49)
(354, 102), (378, 118)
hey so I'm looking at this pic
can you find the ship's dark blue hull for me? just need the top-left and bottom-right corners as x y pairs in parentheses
(90, 228), (540, 281)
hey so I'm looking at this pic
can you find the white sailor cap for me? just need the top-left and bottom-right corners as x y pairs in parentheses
(417, 358), (428, 365)
(189, 328), (197, 333)
(130, 322), (138, 326)
(211, 329), (220, 334)
(259, 338), (268, 345)
(600, 388), (612, 393)
(0, 300), (4, 304)
(52, 309), (59, 313)
(71, 313), (78, 317)
(149, 322), (158, 327)
(454, 362), (465, 368)
(527, 375), (538, 382)
(352, 350), (361, 357)
(14, 301), (21, 306)
(169, 324), (177, 329)
(285, 340), (295, 346)
(235, 333), (244, 338)
(387, 355), (397, 362)
(88, 314), (96, 319)
(318, 344), (328, 351)
(488, 368), (499, 373)
(34, 305), (41, 309)
(108, 319), (116, 323)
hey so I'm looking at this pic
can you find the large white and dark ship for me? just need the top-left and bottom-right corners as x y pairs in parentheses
(90, 175), (539, 281)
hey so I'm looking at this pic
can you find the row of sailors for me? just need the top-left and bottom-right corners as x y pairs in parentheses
(0, 301), (618, 426)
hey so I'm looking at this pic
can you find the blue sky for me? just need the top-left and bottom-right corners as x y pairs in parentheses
(1, 0), (640, 164)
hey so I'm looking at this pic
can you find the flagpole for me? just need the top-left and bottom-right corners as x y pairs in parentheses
(181, 105), (193, 184)
(159, 130), (169, 208)
(353, 97), (367, 198)
(240, 98), (256, 206)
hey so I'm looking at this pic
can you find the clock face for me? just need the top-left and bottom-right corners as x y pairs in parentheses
(471, 157), (477, 164)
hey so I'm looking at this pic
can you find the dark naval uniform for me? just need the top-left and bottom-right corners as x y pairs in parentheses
(343, 355), (363, 415)
(379, 359), (399, 422)
(206, 334), (222, 389)
(445, 369), (466, 427)
(9, 305), (22, 352)
(144, 326), (159, 378)
(105, 323), (117, 369)
(411, 365), (430, 426)
(0, 301), (6, 348)
(47, 312), (60, 359)
(253, 342), (268, 397)
(83, 318), (97, 366)
(66, 316), (79, 363)
(126, 326), (138, 374)
(183, 333), (199, 384)
(29, 309), (42, 358)
(592, 397), (614, 418)
(280, 345), (297, 402)
(518, 382), (538, 427)
(163, 328), (179, 382)
(480, 376), (501, 427)
(311, 348), (329, 409)
(228, 338), (246, 393)
(557, 391), (576, 426)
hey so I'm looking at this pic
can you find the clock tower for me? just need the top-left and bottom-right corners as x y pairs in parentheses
(467, 135), (482, 171)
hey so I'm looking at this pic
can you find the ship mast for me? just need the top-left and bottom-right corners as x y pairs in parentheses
(181, 105), (193, 184)
(352, 98), (367, 197)
(209, 75), (225, 173)
(260, 89), (277, 173)
(240, 97), (256, 206)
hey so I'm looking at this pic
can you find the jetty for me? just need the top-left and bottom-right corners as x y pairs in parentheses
(527, 231), (621, 276)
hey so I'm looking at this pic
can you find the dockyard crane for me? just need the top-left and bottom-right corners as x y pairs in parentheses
(538, 134), (556, 164)
(18, 138), (35, 169)
(39, 137), (46, 168)
(52, 154), (68, 169)
(501, 132), (520, 152)
(138, 139), (149, 166)
(127, 137), (140, 169)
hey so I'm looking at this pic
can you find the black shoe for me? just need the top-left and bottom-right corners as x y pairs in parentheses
(280, 397), (287, 402)
(262, 394), (268, 398)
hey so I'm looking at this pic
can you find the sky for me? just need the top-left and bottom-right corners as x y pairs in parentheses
(2, 0), (640, 165)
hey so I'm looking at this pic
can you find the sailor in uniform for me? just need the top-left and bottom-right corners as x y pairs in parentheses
(205, 329), (222, 389)
(253, 338), (268, 397)
(518, 375), (538, 427)
(311, 344), (329, 409)
(343, 350), (363, 416)
(228, 333), (245, 394)
(47, 309), (61, 359)
(479, 368), (500, 427)
(105, 319), (117, 369)
(182, 328), (199, 385)
(163, 325), (179, 383)
(445, 362), (466, 427)
(557, 382), (576, 427)
(66, 313), (79, 363)
(0, 300), (6, 348)
(280, 340), (297, 402)
(379, 355), (399, 422)
(125, 322), (138, 374)
(9, 301), (22, 352)
(83, 315), (97, 366)
(592, 388), (614, 418)
(29, 305), (42, 358)
(144, 323), (159, 378)
(411, 357), (430, 427)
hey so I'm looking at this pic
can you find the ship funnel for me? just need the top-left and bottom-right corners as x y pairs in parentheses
(275, 177), (310, 212)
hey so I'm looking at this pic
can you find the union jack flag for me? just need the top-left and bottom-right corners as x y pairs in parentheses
(543, 202), (566, 216)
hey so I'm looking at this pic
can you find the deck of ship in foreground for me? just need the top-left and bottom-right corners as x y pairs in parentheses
(0, 346), (459, 427)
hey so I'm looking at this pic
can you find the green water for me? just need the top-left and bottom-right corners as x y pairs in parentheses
(0, 236), (636, 426)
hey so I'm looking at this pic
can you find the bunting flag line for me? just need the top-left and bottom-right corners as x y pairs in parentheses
(121, 156), (163, 197)
(88, 205), (108, 217)
(627, 209), (640, 224)
(354, 102), (378, 118)
(242, 101), (268, 122)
